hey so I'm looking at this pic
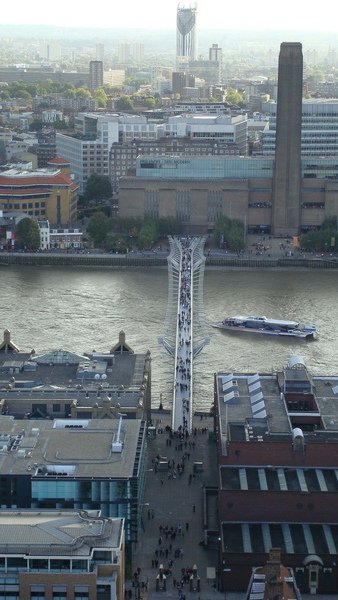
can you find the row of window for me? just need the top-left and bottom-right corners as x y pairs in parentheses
(1, 202), (46, 209)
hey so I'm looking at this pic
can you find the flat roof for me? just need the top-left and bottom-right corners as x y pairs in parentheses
(0, 511), (123, 555)
(0, 348), (148, 410)
(0, 417), (144, 478)
(216, 367), (338, 443)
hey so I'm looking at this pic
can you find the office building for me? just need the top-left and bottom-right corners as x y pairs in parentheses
(214, 355), (338, 594)
(0, 511), (125, 600)
(0, 416), (146, 546)
(163, 114), (248, 154)
(89, 60), (104, 90)
(271, 42), (303, 235)
(188, 59), (222, 86)
(176, 3), (197, 64)
(262, 99), (338, 157)
(172, 71), (195, 95)
(209, 43), (222, 63)
(0, 167), (78, 225)
(109, 137), (239, 193)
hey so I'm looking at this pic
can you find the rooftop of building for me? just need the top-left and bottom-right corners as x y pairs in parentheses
(0, 510), (124, 555)
(221, 520), (338, 558)
(0, 168), (78, 190)
(0, 330), (150, 413)
(215, 355), (338, 444)
(47, 156), (71, 165)
(0, 415), (144, 478)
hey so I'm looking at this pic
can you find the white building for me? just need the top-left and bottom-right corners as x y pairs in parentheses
(49, 226), (83, 249)
(176, 3), (198, 63)
(104, 69), (125, 87)
(56, 110), (248, 193)
(262, 98), (338, 156)
(163, 114), (248, 155)
(37, 219), (50, 250)
(41, 109), (63, 123)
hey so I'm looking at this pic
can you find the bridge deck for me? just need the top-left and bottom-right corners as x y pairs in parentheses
(157, 236), (207, 433)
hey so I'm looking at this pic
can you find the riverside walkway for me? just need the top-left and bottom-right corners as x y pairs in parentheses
(159, 237), (209, 433)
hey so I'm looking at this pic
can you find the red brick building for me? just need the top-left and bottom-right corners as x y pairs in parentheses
(213, 355), (338, 594)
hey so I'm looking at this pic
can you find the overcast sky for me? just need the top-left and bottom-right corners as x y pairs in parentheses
(1, 0), (336, 31)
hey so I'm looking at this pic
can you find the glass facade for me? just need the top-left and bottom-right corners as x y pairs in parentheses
(136, 156), (274, 179)
(32, 479), (131, 533)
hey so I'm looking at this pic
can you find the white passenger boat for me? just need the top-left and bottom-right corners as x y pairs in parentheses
(212, 315), (316, 339)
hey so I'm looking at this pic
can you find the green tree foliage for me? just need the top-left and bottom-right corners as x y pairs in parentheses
(213, 216), (245, 251)
(226, 88), (245, 107)
(29, 121), (43, 132)
(15, 218), (40, 251)
(144, 97), (156, 109)
(87, 211), (111, 246)
(75, 87), (92, 99)
(104, 234), (130, 253)
(300, 218), (337, 252)
(115, 96), (134, 112)
(135, 218), (158, 249)
(0, 141), (6, 165)
(124, 77), (150, 90)
(158, 217), (183, 237)
(93, 87), (108, 108)
(84, 174), (112, 202)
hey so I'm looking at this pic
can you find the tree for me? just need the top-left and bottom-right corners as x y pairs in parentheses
(138, 220), (159, 249)
(300, 218), (337, 252)
(226, 88), (245, 107)
(144, 97), (156, 109)
(115, 96), (134, 112)
(15, 218), (40, 251)
(84, 174), (112, 202)
(29, 121), (43, 132)
(87, 211), (111, 246)
(213, 216), (245, 251)
(94, 87), (108, 108)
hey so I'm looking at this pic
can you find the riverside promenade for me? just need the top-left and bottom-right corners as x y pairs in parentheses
(0, 247), (338, 269)
(127, 413), (333, 600)
(126, 411), (235, 600)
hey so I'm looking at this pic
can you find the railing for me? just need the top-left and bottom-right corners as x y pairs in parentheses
(159, 237), (209, 433)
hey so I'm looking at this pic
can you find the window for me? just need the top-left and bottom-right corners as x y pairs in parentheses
(30, 586), (45, 600)
(30, 559), (48, 570)
(53, 404), (61, 412)
(52, 585), (67, 600)
(92, 550), (112, 563)
(74, 586), (89, 600)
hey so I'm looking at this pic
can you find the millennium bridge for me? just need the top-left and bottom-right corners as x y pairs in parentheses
(159, 237), (209, 434)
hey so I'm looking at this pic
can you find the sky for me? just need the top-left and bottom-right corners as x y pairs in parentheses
(1, 0), (337, 32)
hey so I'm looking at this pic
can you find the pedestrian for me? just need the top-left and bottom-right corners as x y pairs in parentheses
(193, 504), (196, 513)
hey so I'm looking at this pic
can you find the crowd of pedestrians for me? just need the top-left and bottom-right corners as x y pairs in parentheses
(174, 238), (194, 433)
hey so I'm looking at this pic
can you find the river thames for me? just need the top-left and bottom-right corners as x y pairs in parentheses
(1, 265), (337, 410)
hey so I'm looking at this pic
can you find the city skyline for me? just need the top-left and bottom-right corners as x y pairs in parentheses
(1, 0), (337, 32)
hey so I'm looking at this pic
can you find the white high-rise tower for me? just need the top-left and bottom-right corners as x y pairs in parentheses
(176, 3), (197, 65)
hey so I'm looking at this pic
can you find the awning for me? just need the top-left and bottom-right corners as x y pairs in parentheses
(303, 554), (324, 567)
